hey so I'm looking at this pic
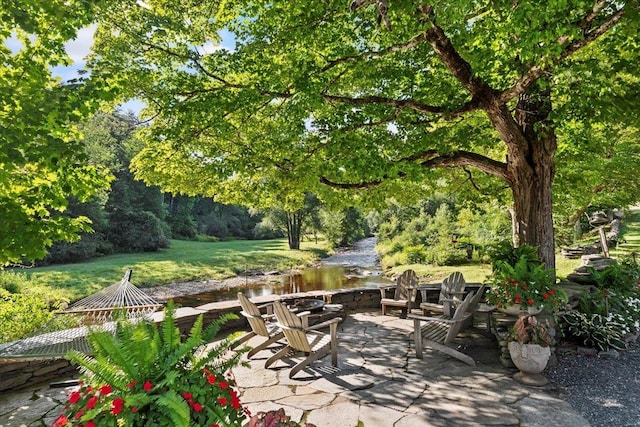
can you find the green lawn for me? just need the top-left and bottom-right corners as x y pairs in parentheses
(19, 239), (330, 301)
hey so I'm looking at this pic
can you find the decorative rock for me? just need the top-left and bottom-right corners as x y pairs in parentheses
(599, 349), (620, 359)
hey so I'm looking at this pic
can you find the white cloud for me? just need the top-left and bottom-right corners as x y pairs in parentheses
(64, 25), (96, 63)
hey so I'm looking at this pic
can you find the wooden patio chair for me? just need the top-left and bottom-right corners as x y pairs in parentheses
(420, 271), (466, 317)
(265, 302), (340, 379)
(380, 269), (418, 316)
(231, 293), (285, 359)
(408, 291), (477, 366)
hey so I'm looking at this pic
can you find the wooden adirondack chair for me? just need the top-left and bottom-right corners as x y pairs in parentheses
(380, 269), (418, 316)
(265, 302), (340, 379)
(420, 271), (466, 317)
(232, 293), (285, 359)
(408, 291), (477, 366)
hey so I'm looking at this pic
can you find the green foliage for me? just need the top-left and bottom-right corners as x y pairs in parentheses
(106, 210), (170, 252)
(377, 197), (510, 268)
(560, 312), (627, 352)
(0, 272), (65, 342)
(485, 251), (565, 311)
(0, 1), (116, 266)
(58, 301), (248, 426)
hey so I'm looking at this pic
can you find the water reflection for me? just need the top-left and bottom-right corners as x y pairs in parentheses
(173, 237), (393, 307)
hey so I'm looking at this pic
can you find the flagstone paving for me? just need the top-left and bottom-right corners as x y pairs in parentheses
(0, 310), (589, 426)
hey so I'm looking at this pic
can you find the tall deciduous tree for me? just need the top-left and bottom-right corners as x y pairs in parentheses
(0, 1), (114, 266)
(90, 1), (640, 268)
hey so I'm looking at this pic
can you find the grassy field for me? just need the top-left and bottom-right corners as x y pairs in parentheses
(17, 239), (330, 301)
(16, 206), (640, 303)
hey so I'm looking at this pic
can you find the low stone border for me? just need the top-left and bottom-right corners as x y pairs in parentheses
(0, 287), (383, 392)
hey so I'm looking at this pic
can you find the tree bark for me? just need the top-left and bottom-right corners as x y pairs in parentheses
(483, 82), (557, 269)
(287, 211), (302, 250)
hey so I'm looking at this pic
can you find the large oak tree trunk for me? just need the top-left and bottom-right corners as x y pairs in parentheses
(486, 83), (557, 269)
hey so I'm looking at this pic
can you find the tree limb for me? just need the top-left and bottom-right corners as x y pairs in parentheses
(498, 2), (627, 103)
(407, 150), (509, 180)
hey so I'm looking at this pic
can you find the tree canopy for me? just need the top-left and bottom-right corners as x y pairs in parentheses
(88, 0), (640, 267)
(0, 1), (116, 266)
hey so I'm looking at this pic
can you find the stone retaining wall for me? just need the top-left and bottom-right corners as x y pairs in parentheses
(0, 287), (383, 392)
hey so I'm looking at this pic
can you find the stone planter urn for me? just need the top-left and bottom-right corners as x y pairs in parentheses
(508, 341), (551, 386)
(498, 305), (542, 316)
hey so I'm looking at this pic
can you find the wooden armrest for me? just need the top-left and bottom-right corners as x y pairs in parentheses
(256, 302), (274, 315)
(306, 317), (341, 331)
(295, 311), (311, 318)
(407, 314), (457, 324)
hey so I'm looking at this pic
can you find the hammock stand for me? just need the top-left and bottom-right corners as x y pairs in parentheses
(0, 269), (163, 360)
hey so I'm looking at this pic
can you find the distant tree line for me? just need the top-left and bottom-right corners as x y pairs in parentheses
(41, 112), (371, 265)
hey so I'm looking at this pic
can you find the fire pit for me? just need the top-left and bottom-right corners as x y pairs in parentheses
(291, 298), (325, 313)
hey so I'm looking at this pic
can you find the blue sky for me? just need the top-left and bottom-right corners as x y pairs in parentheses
(5, 25), (236, 116)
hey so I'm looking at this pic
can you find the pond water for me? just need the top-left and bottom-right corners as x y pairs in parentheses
(172, 237), (393, 307)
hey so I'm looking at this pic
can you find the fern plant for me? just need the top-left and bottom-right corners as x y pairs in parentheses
(54, 301), (249, 426)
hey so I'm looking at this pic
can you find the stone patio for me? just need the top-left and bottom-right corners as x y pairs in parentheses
(0, 309), (589, 427)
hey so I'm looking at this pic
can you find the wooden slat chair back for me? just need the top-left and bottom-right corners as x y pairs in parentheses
(265, 302), (340, 378)
(420, 271), (466, 317)
(408, 291), (477, 366)
(380, 269), (418, 316)
(231, 293), (284, 359)
(462, 284), (486, 329)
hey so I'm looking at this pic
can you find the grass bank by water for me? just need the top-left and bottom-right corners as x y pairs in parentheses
(17, 239), (330, 301)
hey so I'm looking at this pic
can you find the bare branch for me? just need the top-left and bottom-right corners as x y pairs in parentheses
(406, 150), (508, 180)
(319, 149), (508, 190)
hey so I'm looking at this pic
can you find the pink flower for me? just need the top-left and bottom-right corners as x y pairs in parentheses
(143, 381), (153, 392)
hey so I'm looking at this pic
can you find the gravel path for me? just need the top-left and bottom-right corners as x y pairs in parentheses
(546, 344), (640, 426)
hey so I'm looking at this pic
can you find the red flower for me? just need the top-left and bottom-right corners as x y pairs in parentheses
(131, 407), (138, 413)
(207, 375), (216, 385)
(210, 424), (220, 427)
(87, 396), (99, 410)
(182, 392), (193, 401)
(100, 385), (112, 395)
(74, 410), (84, 420)
(230, 390), (241, 410)
(218, 381), (229, 389)
(514, 295), (521, 304)
(192, 402), (204, 412)
(111, 397), (124, 415)
(69, 391), (81, 404)
(53, 415), (68, 427)
(218, 397), (227, 406)
(549, 289), (555, 295)
(527, 298), (534, 305)
(143, 381), (153, 392)
(86, 421), (96, 427)
(127, 380), (137, 388)
(543, 293), (549, 299)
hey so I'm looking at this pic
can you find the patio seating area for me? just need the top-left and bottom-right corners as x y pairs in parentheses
(230, 309), (586, 426)
(0, 290), (589, 426)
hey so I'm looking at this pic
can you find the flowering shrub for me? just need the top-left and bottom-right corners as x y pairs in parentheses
(53, 301), (249, 426)
(485, 254), (565, 311)
(508, 313), (553, 347)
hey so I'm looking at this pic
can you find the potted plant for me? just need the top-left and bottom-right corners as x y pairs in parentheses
(507, 313), (554, 386)
(485, 252), (564, 315)
(53, 301), (250, 426)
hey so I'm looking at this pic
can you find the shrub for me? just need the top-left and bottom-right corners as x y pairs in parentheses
(107, 210), (170, 252)
(55, 301), (249, 426)
(560, 311), (627, 351)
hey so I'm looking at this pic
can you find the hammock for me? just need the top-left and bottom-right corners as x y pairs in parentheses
(0, 269), (162, 360)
